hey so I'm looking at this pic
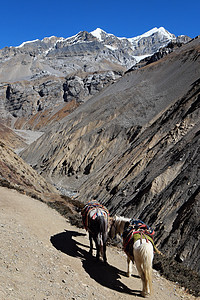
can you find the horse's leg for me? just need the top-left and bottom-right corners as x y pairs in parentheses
(89, 233), (93, 255)
(102, 233), (107, 263)
(141, 267), (151, 297)
(143, 246), (153, 296)
(94, 236), (100, 261)
(126, 256), (132, 277)
(142, 272), (149, 298)
(134, 257), (146, 296)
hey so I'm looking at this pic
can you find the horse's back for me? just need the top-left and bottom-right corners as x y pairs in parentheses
(82, 201), (108, 231)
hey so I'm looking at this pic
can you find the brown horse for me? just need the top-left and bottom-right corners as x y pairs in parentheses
(82, 200), (109, 263)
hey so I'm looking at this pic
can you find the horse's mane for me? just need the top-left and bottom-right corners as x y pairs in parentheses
(112, 215), (131, 236)
(114, 215), (131, 222)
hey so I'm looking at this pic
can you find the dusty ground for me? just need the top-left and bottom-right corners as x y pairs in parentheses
(0, 187), (198, 300)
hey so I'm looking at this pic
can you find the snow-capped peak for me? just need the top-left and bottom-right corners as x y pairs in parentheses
(90, 28), (116, 41)
(128, 27), (174, 43)
(156, 27), (175, 39)
(90, 28), (106, 41)
(89, 27), (176, 48)
(134, 27), (160, 39)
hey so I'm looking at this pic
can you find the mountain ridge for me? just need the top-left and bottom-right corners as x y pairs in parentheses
(0, 26), (191, 83)
(5, 27), (176, 48)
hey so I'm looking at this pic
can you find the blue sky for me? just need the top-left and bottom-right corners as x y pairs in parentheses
(0, 0), (199, 49)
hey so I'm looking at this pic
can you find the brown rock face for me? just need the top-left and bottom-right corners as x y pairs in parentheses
(20, 38), (200, 274)
(0, 140), (58, 199)
(0, 122), (26, 149)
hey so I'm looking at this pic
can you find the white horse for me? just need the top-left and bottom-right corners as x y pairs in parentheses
(128, 237), (154, 297)
(109, 216), (155, 298)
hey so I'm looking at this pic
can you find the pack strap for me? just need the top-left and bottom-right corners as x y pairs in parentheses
(123, 230), (161, 255)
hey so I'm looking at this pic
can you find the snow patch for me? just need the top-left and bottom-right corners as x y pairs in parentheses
(16, 39), (40, 48)
(90, 28), (104, 41)
(133, 54), (151, 63)
(105, 44), (117, 51)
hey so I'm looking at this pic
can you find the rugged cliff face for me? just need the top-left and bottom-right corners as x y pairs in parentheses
(20, 37), (200, 274)
(0, 71), (122, 129)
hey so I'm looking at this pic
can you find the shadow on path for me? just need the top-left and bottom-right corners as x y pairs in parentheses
(50, 229), (141, 297)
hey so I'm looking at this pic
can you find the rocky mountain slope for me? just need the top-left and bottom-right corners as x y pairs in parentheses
(0, 139), (58, 200)
(0, 27), (191, 129)
(20, 37), (200, 275)
(0, 122), (26, 149)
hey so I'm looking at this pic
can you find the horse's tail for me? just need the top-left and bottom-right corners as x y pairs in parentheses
(141, 242), (153, 294)
(134, 240), (153, 295)
(98, 215), (108, 238)
(98, 214), (108, 257)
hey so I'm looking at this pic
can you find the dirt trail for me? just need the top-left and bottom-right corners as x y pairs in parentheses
(0, 187), (197, 300)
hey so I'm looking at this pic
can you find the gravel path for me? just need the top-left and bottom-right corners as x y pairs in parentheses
(0, 187), (197, 300)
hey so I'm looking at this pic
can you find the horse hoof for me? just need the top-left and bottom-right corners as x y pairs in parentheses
(141, 291), (150, 298)
(126, 272), (131, 277)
